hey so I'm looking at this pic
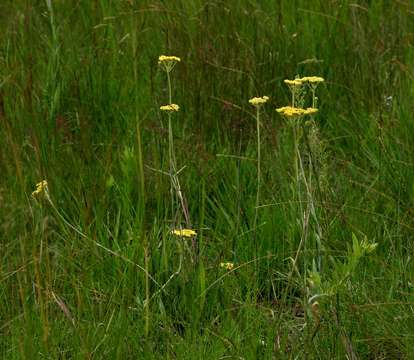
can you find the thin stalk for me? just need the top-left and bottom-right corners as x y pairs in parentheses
(168, 112), (176, 222)
(166, 71), (176, 224)
(292, 122), (301, 214)
(311, 88), (316, 108)
(253, 106), (261, 255)
(304, 130), (324, 271)
(167, 70), (172, 104)
(165, 71), (190, 227)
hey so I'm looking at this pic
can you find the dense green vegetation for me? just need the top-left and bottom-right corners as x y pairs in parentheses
(1, 0), (414, 358)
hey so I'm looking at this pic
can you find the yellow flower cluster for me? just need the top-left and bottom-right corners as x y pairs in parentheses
(158, 55), (181, 64)
(284, 79), (303, 87)
(284, 77), (325, 86)
(300, 76), (324, 84)
(32, 180), (48, 198)
(171, 229), (197, 238)
(160, 104), (180, 112)
(158, 55), (181, 73)
(220, 262), (234, 270)
(249, 96), (269, 107)
(276, 106), (318, 118)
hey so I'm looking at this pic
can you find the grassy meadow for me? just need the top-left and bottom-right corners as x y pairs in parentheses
(1, 0), (414, 358)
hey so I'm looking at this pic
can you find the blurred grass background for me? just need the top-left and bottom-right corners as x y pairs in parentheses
(1, 0), (414, 358)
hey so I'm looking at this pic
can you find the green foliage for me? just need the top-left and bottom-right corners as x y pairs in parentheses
(1, 0), (414, 358)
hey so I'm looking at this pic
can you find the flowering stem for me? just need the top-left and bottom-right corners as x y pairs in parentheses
(292, 122), (300, 195)
(166, 70), (177, 225)
(165, 70), (191, 228)
(167, 70), (172, 104)
(311, 88), (316, 108)
(254, 106), (261, 253)
(167, 112), (175, 216)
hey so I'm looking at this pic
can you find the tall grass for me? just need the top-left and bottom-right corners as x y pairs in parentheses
(1, 0), (414, 358)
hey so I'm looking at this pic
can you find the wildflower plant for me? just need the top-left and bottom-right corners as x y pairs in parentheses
(276, 75), (326, 308)
(158, 55), (191, 229)
(158, 55), (181, 73)
(284, 77), (305, 108)
(300, 76), (324, 107)
(31, 180), (50, 202)
(249, 95), (269, 253)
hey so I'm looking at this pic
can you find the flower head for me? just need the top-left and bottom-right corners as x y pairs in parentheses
(158, 55), (181, 64)
(160, 104), (180, 112)
(249, 96), (269, 107)
(300, 76), (324, 84)
(276, 106), (318, 118)
(158, 55), (181, 72)
(171, 229), (197, 238)
(284, 79), (303, 87)
(220, 262), (234, 270)
(32, 180), (49, 199)
(276, 106), (305, 118)
(304, 107), (319, 115)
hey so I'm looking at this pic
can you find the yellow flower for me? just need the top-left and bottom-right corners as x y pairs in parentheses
(160, 104), (180, 112)
(284, 79), (303, 87)
(249, 96), (269, 107)
(300, 76), (324, 84)
(171, 229), (197, 238)
(220, 262), (234, 270)
(276, 106), (295, 113)
(158, 55), (181, 72)
(158, 55), (181, 64)
(276, 106), (318, 118)
(32, 180), (48, 198)
(304, 107), (319, 115)
(276, 106), (306, 118)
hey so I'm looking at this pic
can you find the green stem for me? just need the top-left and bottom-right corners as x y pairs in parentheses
(166, 70), (177, 224)
(254, 107), (261, 254)
(167, 70), (172, 104)
(312, 88), (316, 108)
(165, 70), (190, 228)
(168, 113), (176, 222)
(292, 122), (300, 200)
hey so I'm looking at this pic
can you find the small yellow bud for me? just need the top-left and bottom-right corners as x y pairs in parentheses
(160, 104), (180, 112)
(170, 229), (197, 238)
(220, 262), (234, 270)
